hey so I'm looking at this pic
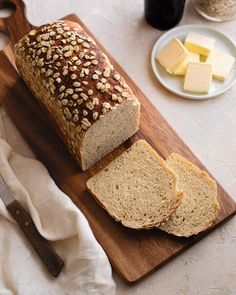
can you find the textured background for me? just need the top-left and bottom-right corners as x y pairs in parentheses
(0, 0), (235, 294)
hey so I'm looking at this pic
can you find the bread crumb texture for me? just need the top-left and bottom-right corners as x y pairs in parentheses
(159, 153), (220, 237)
(87, 140), (182, 229)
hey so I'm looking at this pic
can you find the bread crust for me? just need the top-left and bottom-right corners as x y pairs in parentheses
(87, 187), (183, 230)
(14, 20), (140, 170)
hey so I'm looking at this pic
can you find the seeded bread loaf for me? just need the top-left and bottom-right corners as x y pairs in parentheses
(87, 140), (183, 229)
(159, 153), (220, 237)
(14, 20), (140, 170)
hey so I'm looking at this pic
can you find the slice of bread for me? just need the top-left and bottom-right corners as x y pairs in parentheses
(87, 140), (183, 229)
(159, 153), (220, 237)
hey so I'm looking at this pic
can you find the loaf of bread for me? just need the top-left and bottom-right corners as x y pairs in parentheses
(159, 153), (220, 237)
(14, 21), (140, 170)
(87, 140), (183, 229)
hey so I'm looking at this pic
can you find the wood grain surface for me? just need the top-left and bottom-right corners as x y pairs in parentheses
(0, 0), (235, 283)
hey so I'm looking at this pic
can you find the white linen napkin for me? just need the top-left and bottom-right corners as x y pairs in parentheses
(0, 138), (116, 295)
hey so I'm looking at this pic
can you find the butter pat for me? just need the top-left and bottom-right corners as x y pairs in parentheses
(174, 52), (200, 76)
(206, 50), (235, 81)
(184, 63), (212, 93)
(156, 38), (189, 73)
(185, 33), (215, 56)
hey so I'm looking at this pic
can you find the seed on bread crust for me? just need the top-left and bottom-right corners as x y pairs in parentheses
(15, 20), (136, 134)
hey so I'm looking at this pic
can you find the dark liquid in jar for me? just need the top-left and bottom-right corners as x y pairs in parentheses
(145, 0), (186, 30)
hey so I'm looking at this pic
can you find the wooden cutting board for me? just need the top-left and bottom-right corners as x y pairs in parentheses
(0, 0), (235, 283)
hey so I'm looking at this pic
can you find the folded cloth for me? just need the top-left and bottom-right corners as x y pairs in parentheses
(0, 138), (116, 295)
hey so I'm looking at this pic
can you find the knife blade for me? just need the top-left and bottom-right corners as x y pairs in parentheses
(0, 174), (64, 277)
(0, 175), (15, 206)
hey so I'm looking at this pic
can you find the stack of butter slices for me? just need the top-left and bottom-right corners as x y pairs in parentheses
(156, 32), (235, 93)
(87, 140), (220, 237)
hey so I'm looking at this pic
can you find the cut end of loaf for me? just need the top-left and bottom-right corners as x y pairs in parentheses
(87, 140), (182, 229)
(80, 99), (140, 170)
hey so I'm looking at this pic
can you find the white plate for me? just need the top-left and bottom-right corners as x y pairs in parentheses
(151, 24), (236, 100)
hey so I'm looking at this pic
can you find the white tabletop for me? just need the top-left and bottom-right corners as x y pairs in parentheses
(0, 0), (235, 294)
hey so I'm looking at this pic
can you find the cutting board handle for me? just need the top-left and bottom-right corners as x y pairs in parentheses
(0, 0), (33, 49)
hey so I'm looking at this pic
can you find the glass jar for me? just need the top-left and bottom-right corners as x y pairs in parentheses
(192, 0), (236, 22)
(144, 0), (186, 30)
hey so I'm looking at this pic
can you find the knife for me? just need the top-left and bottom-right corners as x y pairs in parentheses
(0, 174), (64, 277)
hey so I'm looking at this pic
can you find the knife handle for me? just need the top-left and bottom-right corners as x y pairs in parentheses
(7, 200), (64, 277)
